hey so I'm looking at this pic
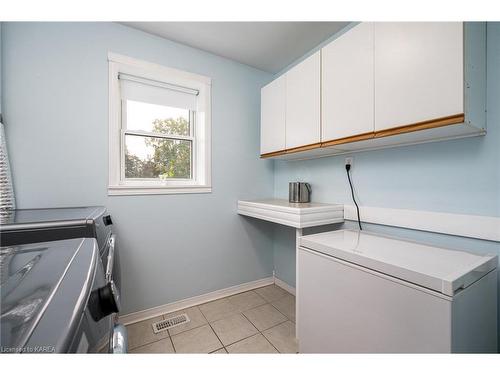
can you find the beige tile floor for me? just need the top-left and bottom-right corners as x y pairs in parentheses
(127, 284), (298, 354)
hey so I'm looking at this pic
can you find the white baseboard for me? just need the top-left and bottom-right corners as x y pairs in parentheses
(119, 276), (274, 326)
(344, 205), (500, 242)
(274, 276), (296, 296)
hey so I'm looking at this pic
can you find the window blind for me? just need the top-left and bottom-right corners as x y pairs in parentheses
(119, 73), (199, 111)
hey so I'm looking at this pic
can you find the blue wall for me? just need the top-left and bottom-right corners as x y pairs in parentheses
(1, 22), (275, 314)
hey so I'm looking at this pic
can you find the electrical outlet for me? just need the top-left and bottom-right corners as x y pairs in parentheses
(345, 157), (353, 167)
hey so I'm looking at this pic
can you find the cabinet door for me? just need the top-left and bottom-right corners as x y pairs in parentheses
(285, 51), (321, 149)
(260, 75), (286, 154)
(322, 23), (374, 141)
(374, 22), (464, 131)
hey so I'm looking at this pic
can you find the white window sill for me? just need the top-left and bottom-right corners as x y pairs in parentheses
(108, 185), (212, 196)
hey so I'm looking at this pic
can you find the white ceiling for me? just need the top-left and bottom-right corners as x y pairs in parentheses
(121, 22), (350, 73)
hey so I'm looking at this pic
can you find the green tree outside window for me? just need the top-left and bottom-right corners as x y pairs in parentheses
(125, 116), (191, 179)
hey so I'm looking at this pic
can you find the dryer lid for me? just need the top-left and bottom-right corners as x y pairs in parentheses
(0, 238), (97, 352)
(0, 206), (105, 228)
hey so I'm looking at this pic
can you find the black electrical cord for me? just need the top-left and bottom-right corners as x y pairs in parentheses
(345, 164), (362, 230)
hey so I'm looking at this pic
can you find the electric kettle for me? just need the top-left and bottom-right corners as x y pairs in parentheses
(289, 182), (311, 203)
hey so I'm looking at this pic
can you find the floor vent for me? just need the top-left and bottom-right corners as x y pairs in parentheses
(152, 313), (190, 333)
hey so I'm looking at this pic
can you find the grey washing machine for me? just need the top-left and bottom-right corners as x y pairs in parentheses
(1, 238), (122, 353)
(0, 206), (126, 352)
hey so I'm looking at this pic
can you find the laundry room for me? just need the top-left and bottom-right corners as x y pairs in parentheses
(0, 1), (499, 374)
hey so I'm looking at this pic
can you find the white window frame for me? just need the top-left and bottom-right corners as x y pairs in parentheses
(108, 53), (212, 196)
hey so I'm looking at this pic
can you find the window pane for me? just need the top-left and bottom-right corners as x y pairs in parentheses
(125, 100), (190, 136)
(125, 134), (191, 179)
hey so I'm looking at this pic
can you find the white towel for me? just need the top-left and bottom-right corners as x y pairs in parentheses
(0, 120), (16, 212)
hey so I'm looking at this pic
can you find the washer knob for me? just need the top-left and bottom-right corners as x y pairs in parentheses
(90, 280), (120, 321)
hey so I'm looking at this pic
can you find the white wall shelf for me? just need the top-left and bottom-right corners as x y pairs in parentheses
(238, 198), (343, 342)
(237, 199), (344, 229)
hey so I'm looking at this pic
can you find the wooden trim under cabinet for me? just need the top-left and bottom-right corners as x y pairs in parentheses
(321, 114), (465, 147)
(321, 132), (374, 147)
(260, 149), (287, 158)
(261, 113), (465, 158)
(374, 113), (465, 138)
(286, 142), (322, 154)
(260, 142), (321, 158)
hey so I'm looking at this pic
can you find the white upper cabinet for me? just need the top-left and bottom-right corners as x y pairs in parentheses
(374, 22), (464, 131)
(260, 75), (286, 154)
(322, 23), (374, 141)
(259, 22), (485, 160)
(285, 51), (321, 149)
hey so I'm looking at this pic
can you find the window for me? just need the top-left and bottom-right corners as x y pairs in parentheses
(108, 53), (211, 195)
